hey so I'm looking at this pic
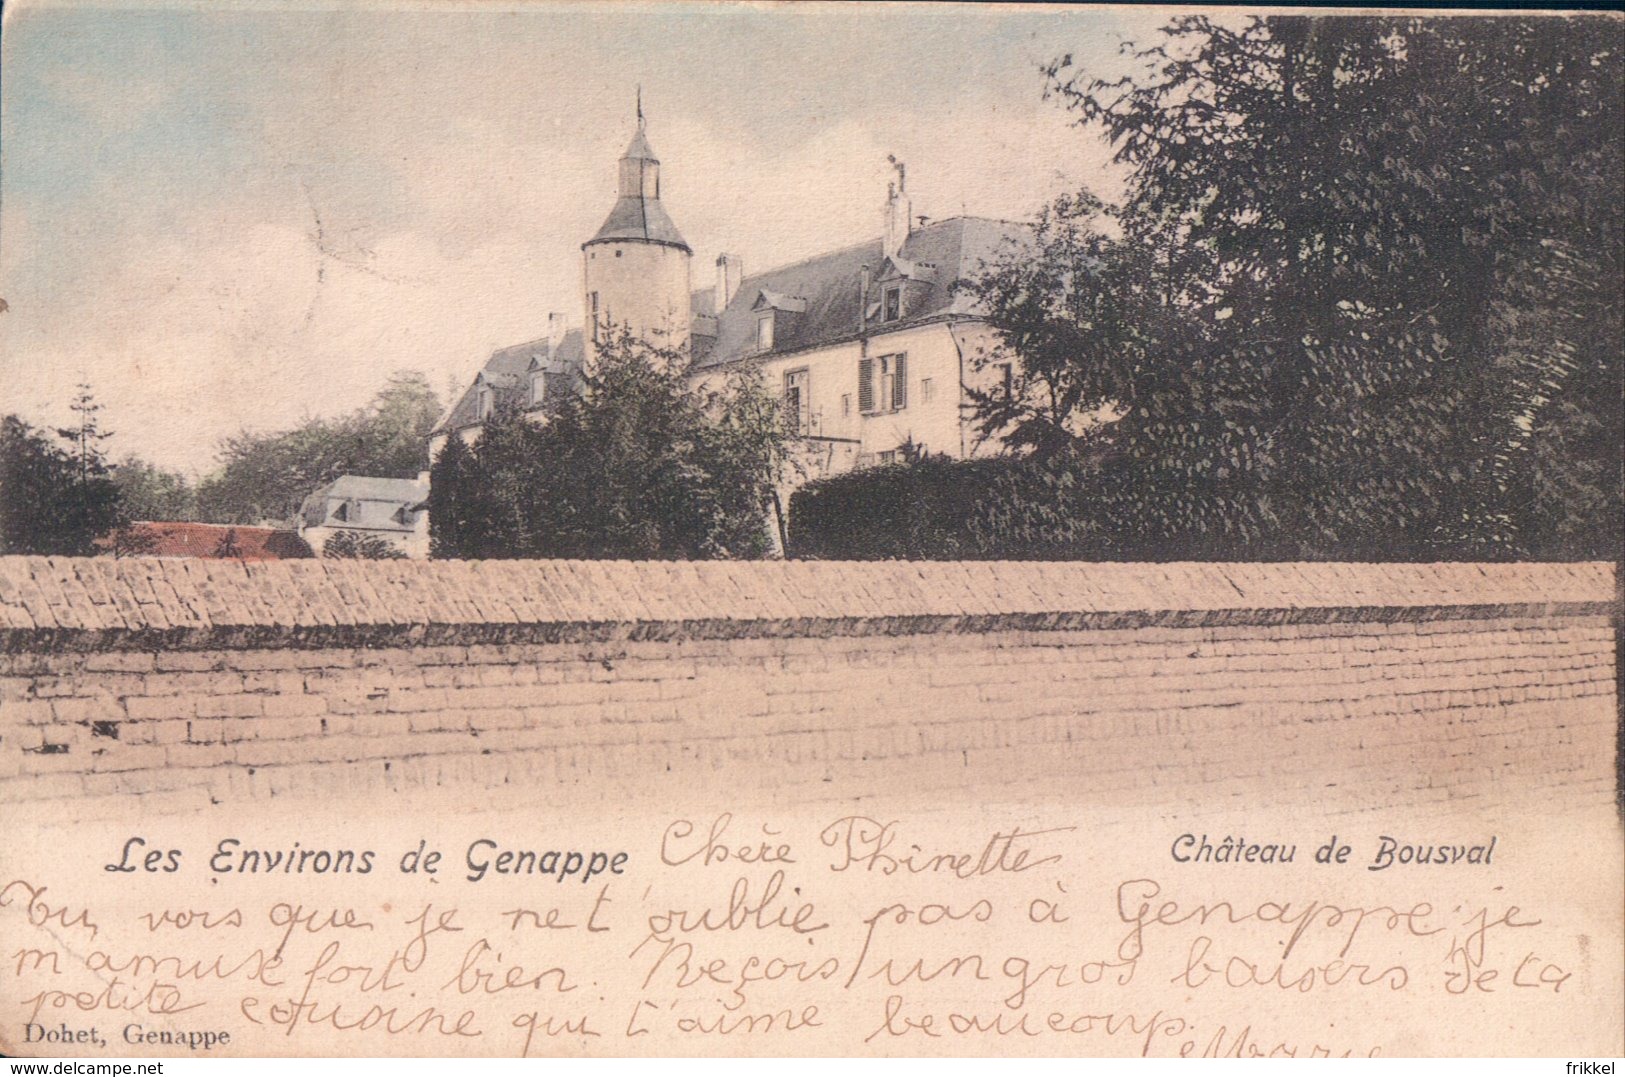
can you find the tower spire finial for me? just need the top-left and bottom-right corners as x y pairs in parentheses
(636, 84), (644, 129)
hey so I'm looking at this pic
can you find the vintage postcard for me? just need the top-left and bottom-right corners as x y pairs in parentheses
(0, 0), (1620, 1061)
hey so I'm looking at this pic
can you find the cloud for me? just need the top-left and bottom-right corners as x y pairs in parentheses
(0, 4), (1144, 475)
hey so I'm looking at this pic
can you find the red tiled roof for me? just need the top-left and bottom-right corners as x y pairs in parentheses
(97, 522), (314, 560)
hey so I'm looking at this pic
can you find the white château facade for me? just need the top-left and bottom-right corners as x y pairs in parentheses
(429, 111), (1029, 486)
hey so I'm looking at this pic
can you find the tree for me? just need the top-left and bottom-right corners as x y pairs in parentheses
(321, 529), (407, 560)
(994, 14), (1623, 559)
(956, 192), (1179, 460)
(429, 331), (789, 560)
(354, 371), (448, 480)
(693, 361), (803, 555)
(196, 371), (442, 525)
(2, 416), (79, 554)
(426, 432), (477, 559)
(0, 413), (122, 556)
(212, 528), (244, 560)
(58, 384), (113, 485)
(54, 384), (126, 551)
(113, 456), (198, 521)
(107, 523), (161, 559)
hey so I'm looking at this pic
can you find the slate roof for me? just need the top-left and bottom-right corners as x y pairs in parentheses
(585, 127), (689, 250)
(695, 216), (1029, 371)
(622, 127), (657, 161)
(432, 330), (587, 437)
(587, 195), (690, 251)
(300, 475), (429, 533)
(433, 217), (1029, 435)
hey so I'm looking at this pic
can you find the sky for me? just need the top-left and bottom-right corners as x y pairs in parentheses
(0, 0), (1167, 475)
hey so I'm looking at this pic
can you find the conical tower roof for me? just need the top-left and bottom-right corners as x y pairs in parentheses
(622, 126), (657, 162)
(588, 198), (689, 251)
(585, 107), (689, 252)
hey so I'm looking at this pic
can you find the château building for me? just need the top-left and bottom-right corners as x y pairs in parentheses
(429, 109), (1029, 488)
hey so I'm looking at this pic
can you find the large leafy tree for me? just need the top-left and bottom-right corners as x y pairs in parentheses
(430, 332), (788, 560)
(978, 14), (1621, 559)
(196, 371), (442, 525)
(1, 416), (81, 554)
(0, 398), (124, 557)
(957, 192), (1173, 461)
(112, 456), (198, 521)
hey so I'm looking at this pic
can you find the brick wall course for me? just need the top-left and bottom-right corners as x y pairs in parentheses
(0, 557), (1614, 817)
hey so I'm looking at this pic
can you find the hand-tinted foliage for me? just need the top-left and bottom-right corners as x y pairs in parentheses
(0, 386), (125, 556)
(429, 332), (790, 560)
(320, 529), (408, 560)
(958, 15), (1620, 561)
(197, 372), (442, 526)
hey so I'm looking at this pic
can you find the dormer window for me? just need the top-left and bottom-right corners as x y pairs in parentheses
(477, 385), (494, 420)
(882, 285), (902, 323)
(529, 369), (546, 407)
(750, 290), (804, 350)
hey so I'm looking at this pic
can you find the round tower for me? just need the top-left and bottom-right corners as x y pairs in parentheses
(582, 104), (692, 369)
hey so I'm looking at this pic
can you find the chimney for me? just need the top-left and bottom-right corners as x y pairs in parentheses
(859, 263), (872, 332)
(715, 253), (743, 311)
(883, 156), (911, 262)
(547, 312), (565, 358)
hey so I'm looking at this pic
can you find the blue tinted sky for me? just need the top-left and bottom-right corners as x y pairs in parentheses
(1, 1), (1168, 473)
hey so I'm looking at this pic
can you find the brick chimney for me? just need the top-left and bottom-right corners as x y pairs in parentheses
(859, 263), (872, 331)
(546, 312), (566, 359)
(883, 155), (911, 262)
(715, 253), (743, 311)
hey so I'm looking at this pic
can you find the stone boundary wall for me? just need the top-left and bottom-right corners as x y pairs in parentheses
(0, 557), (1613, 648)
(0, 557), (1615, 818)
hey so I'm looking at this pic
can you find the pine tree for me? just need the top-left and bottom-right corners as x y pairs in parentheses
(427, 432), (475, 559)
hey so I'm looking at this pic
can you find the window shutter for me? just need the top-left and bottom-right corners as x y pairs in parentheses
(892, 353), (908, 410)
(858, 357), (874, 413)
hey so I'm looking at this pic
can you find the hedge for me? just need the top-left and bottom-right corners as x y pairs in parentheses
(786, 454), (1124, 561)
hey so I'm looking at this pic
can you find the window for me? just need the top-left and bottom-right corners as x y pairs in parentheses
(878, 450), (898, 465)
(589, 291), (602, 343)
(994, 362), (1014, 400)
(841, 394), (851, 417)
(783, 369), (809, 435)
(529, 370), (546, 407)
(921, 377), (935, 403)
(883, 286), (902, 323)
(478, 385), (494, 420)
(858, 353), (907, 414)
(757, 313), (774, 352)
